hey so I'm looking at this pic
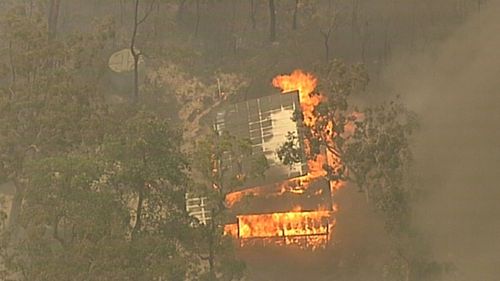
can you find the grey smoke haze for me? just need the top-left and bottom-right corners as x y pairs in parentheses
(383, 2), (500, 280)
(2, 1), (498, 280)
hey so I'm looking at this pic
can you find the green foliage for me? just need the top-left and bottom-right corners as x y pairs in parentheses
(0, 5), (114, 184)
(249, 153), (269, 180)
(190, 130), (259, 280)
(0, 4), (206, 280)
(5, 155), (125, 280)
(103, 110), (188, 187)
(345, 98), (419, 234)
(383, 235), (454, 281)
(276, 131), (304, 166)
(299, 61), (418, 236)
(275, 60), (447, 280)
(193, 130), (253, 193)
(0, 115), (197, 280)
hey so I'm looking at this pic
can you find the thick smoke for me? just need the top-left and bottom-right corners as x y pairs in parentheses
(382, 2), (500, 280)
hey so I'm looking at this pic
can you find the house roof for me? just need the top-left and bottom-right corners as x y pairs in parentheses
(214, 91), (308, 190)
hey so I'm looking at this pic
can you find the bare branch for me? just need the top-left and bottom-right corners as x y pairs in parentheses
(8, 40), (16, 100)
(137, 0), (156, 26)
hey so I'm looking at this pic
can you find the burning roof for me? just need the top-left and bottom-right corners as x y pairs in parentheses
(224, 209), (334, 250)
(226, 177), (332, 214)
(214, 91), (308, 189)
(218, 70), (342, 250)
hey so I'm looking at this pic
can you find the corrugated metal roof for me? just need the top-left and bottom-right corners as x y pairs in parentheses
(215, 91), (308, 189)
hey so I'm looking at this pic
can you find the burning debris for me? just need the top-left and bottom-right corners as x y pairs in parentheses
(225, 209), (334, 250)
(217, 70), (344, 250)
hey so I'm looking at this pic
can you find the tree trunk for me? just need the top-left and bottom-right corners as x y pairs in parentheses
(321, 31), (331, 61)
(249, 0), (257, 30)
(53, 214), (66, 246)
(48, 0), (61, 41)
(455, 0), (465, 21)
(131, 0), (140, 102)
(7, 181), (24, 229)
(231, 1), (239, 55)
(292, 0), (299, 30)
(177, 0), (187, 21)
(8, 40), (16, 100)
(133, 52), (140, 102)
(129, 0), (155, 102)
(350, 0), (359, 41)
(119, 0), (124, 25)
(194, 0), (201, 37)
(208, 208), (216, 279)
(154, 1), (160, 36)
(320, 2), (337, 62)
(383, 20), (391, 64)
(360, 21), (368, 63)
(361, 40), (366, 64)
(409, 0), (417, 52)
(130, 0), (143, 103)
(131, 189), (144, 241)
(268, 0), (276, 41)
(29, 0), (34, 17)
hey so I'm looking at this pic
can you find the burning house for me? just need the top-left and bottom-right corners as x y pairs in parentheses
(212, 71), (340, 249)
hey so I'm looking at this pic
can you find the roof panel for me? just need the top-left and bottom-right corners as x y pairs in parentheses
(215, 91), (308, 189)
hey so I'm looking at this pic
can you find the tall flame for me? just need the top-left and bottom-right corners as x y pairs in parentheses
(223, 70), (347, 249)
(235, 210), (334, 250)
(272, 70), (323, 127)
(272, 70), (328, 179)
(238, 210), (332, 239)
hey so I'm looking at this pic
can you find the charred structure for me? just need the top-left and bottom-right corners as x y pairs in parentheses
(216, 87), (336, 249)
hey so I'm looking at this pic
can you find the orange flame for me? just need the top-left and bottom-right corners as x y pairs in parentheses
(272, 70), (324, 127)
(225, 175), (314, 208)
(223, 70), (349, 249)
(272, 70), (328, 180)
(225, 188), (260, 208)
(224, 223), (239, 237)
(235, 210), (334, 249)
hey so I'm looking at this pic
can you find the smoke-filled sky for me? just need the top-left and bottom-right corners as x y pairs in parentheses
(383, 2), (500, 279)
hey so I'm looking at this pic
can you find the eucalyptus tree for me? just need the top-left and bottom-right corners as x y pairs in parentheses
(0, 4), (202, 280)
(268, 0), (276, 41)
(277, 60), (417, 229)
(130, 0), (156, 102)
(0, 4), (114, 230)
(1, 109), (198, 280)
(275, 61), (448, 280)
(190, 131), (259, 281)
